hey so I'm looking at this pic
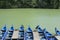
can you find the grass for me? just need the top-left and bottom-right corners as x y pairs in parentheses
(0, 9), (60, 34)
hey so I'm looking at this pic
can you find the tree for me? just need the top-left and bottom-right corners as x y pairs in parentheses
(17, 0), (24, 8)
(36, 0), (48, 8)
(23, 0), (32, 8)
(53, 0), (59, 9)
(0, 0), (7, 8)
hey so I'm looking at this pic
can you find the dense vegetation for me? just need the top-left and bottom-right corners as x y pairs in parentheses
(0, 0), (59, 9)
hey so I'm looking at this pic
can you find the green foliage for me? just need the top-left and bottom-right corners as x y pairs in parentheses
(0, 0), (59, 8)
